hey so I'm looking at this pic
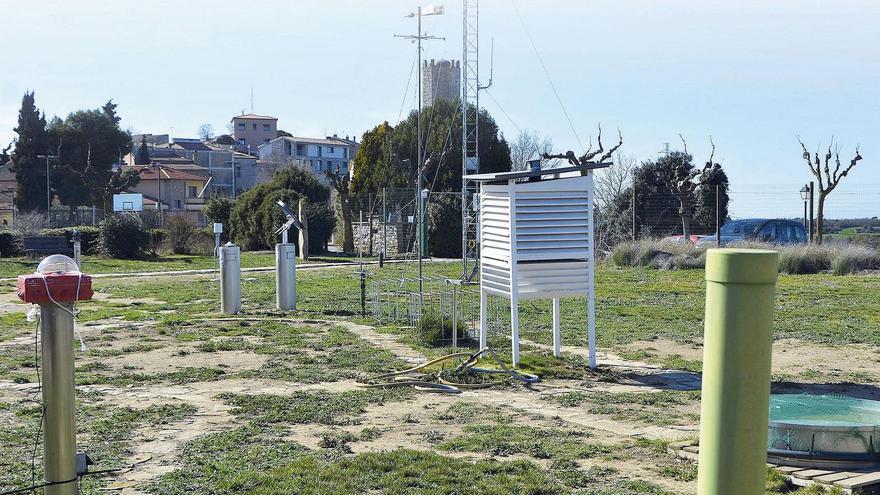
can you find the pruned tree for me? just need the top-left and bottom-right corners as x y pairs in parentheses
(326, 165), (355, 253)
(102, 167), (140, 211)
(694, 137), (729, 234)
(798, 137), (863, 243)
(541, 124), (623, 171)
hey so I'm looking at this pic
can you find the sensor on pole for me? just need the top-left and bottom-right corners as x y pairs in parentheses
(274, 200), (303, 311)
(17, 255), (93, 495)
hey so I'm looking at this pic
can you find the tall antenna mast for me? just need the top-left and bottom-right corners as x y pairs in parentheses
(461, 0), (490, 281)
(396, 5), (444, 305)
(250, 87), (254, 113)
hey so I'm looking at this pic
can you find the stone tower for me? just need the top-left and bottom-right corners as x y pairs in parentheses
(421, 59), (461, 108)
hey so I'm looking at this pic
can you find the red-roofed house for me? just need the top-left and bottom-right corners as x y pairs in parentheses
(124, 166), (209, 216)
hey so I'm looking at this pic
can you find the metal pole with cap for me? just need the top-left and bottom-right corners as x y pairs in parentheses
(697, 248), (778, 495)
(17, 255), (94, 495)
(219, 242), (241, 314)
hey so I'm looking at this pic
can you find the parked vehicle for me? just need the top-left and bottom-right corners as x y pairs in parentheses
(660, 234), (701, 245)
(698, 219), (808, 246)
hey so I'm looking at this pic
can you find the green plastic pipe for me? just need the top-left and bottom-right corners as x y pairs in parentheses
(697, 248), (778, 495)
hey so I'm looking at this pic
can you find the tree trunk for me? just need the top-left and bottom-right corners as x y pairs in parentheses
(679, 201), (691, 239)
(339, 194), (354, 253)
(816, 192), (826, 244)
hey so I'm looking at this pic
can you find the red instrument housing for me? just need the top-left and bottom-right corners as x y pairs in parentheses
(17, 274), (93, 305)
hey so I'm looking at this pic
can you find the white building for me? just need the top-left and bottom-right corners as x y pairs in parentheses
(258, 135), (358, 178)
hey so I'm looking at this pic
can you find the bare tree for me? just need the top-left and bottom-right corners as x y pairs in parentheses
(659, 135), (717, 239)
(798, 137), (863, 243)
(594, 151), (636, 211)
(510, 130), (555, 170)
(198, 124), (214, 141)
(541, 124), (623, 169)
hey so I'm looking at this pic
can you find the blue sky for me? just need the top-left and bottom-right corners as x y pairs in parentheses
(2, 0), (878, 217)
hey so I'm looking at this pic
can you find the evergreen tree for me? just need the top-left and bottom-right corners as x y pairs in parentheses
(349, 99), (512, 195)
(102, 99), (121, 125)
(694, 164), (729, 234)
(134, 135), (151, 165)
(48, 105), (133, 209)
(9, 92), (49, 211)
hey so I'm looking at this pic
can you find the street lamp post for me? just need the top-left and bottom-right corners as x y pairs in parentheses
(799, 185), (809, 232)
(37, 154), (57, 223)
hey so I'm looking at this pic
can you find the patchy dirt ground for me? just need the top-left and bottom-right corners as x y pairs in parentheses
(3, 268), (878, 495)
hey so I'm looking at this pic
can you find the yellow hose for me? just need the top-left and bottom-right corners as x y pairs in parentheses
(357, 347), (540, 394)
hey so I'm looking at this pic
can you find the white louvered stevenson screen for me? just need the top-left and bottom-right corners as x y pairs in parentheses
(479, 175), (593, 299)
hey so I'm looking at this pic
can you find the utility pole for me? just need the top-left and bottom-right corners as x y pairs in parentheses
(155, 163), (164, 226)
(396, 5), (444, 306)
(37, 154), (57, 223)
(231, 151), (237, 199)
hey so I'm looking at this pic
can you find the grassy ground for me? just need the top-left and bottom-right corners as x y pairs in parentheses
(0, 252), (373, 278)
(1, 260), (876, 494)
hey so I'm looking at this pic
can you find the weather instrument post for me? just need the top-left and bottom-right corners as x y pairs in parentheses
(219, 242), (241, 314)
(213, 223), (223, 257)
(71, 229), (82, 270)
(275, 200), (303, 311)
(396, 4), (444, 306)
(17, 255), (94, 495)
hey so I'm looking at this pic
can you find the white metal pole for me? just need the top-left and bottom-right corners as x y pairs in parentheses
(587, 172), (597, 369)
(417, 5), (424, 307)
(479, 288), (487, 349)
(552, 298), (561, 357)
(231, 152), (236, 199)
(41, 303), (78, 495)
(508, 180), (520, 367)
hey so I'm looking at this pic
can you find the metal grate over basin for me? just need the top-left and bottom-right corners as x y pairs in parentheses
(768, 394), (880, 468)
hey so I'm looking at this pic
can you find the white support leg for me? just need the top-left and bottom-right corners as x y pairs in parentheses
(479, 289), (487, 350)
(552, 298), (561, 357)
(587, 172), (597, 369)
(510, 293), (520, 367)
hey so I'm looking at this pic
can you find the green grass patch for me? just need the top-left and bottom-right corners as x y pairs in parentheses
(220, 388), (412, 426)
(439, 424), (607, 461)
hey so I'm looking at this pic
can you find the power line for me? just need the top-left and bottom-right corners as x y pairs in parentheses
(484, 88), (522, 135)
(509, 0), (585, 154)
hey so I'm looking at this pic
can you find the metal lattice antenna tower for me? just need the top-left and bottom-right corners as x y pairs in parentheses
(461, 0), (490, 281)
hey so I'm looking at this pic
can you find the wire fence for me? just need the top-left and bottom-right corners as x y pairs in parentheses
(596, 183), (880, 251)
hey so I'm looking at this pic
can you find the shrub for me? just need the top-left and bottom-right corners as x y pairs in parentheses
(42, 226), (101, 254)
(0, 231), (22, 257)
(10, 211), (46, 238)
(147, 228), (165, 255)
(229, 167), (330, 251)
(611, 240), (658, 267)
(204, 194), (233, 227)
(163, 214), (199, 254)
(427, 194), (462, 258)
(777, 245), (832, 274)
(417, 312), (468, 347)
(832, 245), (880, 275)
(304, 201), (336, 254)
(99, 214), (149, 259)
